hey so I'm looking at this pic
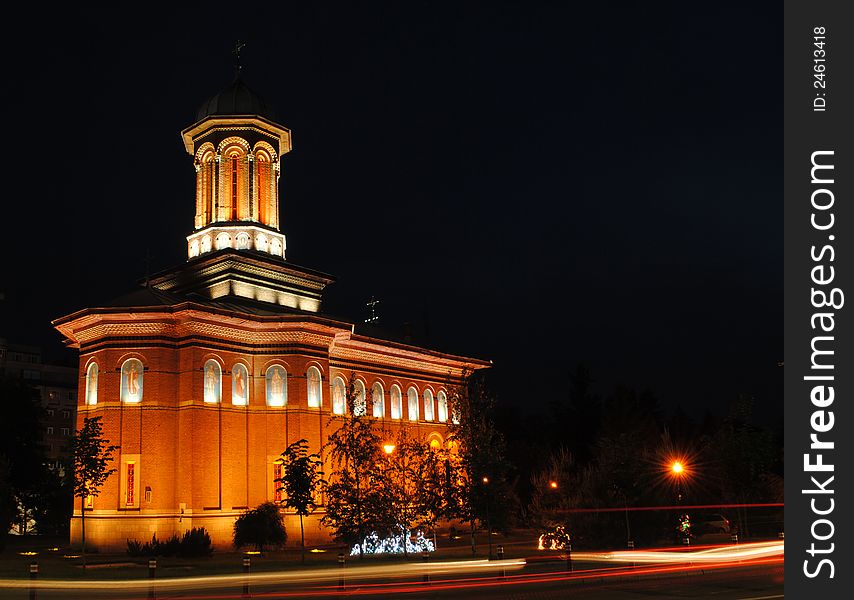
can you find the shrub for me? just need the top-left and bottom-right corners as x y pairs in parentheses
(233, 502), (287, 552)
(127, 527), (213, 557)
(180, 527), (213, 557)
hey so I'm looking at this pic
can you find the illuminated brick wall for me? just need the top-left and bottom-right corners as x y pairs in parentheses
(67, 309), (476, 551)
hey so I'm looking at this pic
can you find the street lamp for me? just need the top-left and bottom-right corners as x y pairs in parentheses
(383, 442), (412, 557)
(670, 461), (685, 504)
(482, 476), (493, 559)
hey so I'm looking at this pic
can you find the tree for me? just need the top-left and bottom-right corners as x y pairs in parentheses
(377, 428), (445, 557)
(704, 394), (779, 536)
(322, 374), (384, 556)
(69, 416), (119, 562)
(233, 502), (287, 552)
(0, 379), (49, 544)
(276, 439), (323, 562)
(446, 373), (515, 556)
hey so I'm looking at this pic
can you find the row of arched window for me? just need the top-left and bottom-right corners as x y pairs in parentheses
(84, 360), (450, 423)
(194, 138), (279, 229)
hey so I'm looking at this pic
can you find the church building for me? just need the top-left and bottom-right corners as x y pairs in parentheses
(53, 75), (489, 551)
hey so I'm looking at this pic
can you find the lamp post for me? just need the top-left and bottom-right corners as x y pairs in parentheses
(670, 461), (685, 504)
(483, 476), (492, 559)
(669, 460), (691, 545)
(383, 443), (408, 557)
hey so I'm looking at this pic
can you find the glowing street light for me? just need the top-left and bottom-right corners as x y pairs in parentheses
(669, 460), (687, 504)
(482, 475), (493, 559)
(383, 443), (396, 455)
(549, 481), (558, 489)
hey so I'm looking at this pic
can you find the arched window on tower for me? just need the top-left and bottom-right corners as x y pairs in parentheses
(437, 391), (448, 423)
(265, 365), (287, 407)
(223, 145), (247, 221)
(307, 366), (322, 408)
(203, 360), (222, 403)
(120, 359), (144, 403)
(201, 150), (215, 226)
(407, 386), (419, 421)
(332, 376), (346, 415)
(353, 380), (367, 416)
(390, 385), (402, 420)
(255, 148), (272, 225)
(372, 382), (384, 418)
(85, 363), (98, 406)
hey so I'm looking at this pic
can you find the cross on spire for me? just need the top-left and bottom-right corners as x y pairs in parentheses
(233, 40), (246, 74)
(365, 297), (380, 324)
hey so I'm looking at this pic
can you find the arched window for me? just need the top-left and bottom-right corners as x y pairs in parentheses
(372, 383), (384, 418)
(437, 391), (448, 423)
(307, 366), (322, 408)
(85, 363), (99, 406)
(222, 144), (247, 221)
(200, 150), (215, 226)
(332, 376), (346, 415)
(232, 364), (249, 405)
(353, 380), (367, 416)
(423, 389), (434, 421)
(265, 365), (287, 407)
(255, 149), (272, 225)
(390, 385), (402, 420)
(120, 359), (144, 403)
(407, 387), (419, 421)
(255, 233), (269, 253)
(215, 232), (231, 250)
(203, 360), (222, 403)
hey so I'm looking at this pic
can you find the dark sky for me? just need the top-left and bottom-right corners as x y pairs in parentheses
(3, 3), (782, 424)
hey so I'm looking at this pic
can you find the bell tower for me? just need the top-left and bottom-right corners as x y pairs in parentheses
(180, 75), (292, 260)
(147, 74), (333, 312)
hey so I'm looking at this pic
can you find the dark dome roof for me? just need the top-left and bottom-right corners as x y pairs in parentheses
(196, 76), (276, 122)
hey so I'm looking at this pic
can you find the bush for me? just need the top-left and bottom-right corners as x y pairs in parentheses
(126, 527), (212, 557)
(180, 527), (213, 556)
(233, 502), (287, 552)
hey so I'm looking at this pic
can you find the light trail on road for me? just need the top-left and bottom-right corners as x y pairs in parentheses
(0, 558), (525, 593)
(570, 540), (784, 564)
(0, 542), (783, 598)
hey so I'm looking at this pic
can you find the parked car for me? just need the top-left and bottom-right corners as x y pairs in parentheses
(693, 513), (733, 535)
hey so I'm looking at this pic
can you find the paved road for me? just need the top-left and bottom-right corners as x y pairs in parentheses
(3, 559), (783, 599)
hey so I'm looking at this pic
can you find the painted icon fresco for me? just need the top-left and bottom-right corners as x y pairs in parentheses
(353, 380), (367, 416)
(407, 387), (419, 421)
(307, 366), (322, 408)
(332, 377), (346, 415)
(424, 389), (434, 421)
(203, 360), (222, 403)
(372, 383), (384, 417)
(85, 363), (99, 405)
(121, 359), (144, 403)
(437, 391), (448, 423)
(232, 363), (249, 405)
(266, 365), (287, 407)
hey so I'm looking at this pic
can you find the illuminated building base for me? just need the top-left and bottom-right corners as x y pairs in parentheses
(188, 224), (286, 260)
(70, 511), (331, 552)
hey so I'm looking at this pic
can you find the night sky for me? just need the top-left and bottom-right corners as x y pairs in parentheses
(3, 3), (782, 425)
